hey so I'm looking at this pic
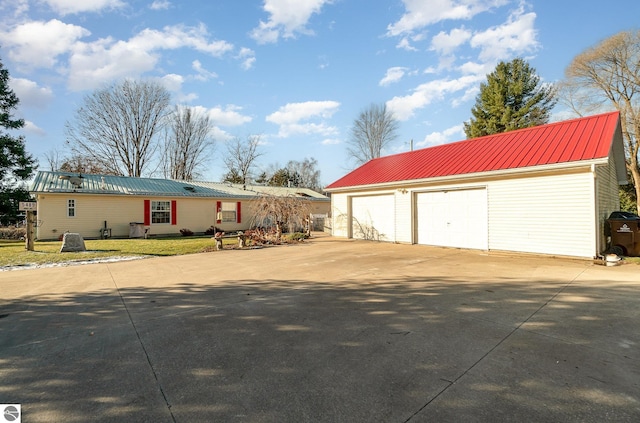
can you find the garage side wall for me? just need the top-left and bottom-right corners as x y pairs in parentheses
(596, 155), (622, 252)
(488, 171), (596, 257)
(331, 193), (350, 238)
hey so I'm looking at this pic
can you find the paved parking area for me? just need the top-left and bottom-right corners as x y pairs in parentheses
(1, 234), (639, 422)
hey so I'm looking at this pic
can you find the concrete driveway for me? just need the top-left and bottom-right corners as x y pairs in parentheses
(1, 234), (639, 422)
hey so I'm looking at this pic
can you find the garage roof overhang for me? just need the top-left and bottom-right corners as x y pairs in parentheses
(325, 158), (608, 194)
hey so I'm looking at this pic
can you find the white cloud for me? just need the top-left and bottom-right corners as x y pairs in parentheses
(387, 0), (509, 36)
(321, 138), (341, 145)
(267, 100), (339, 124)
(0, 20), (237, 91)
(149, 0), (171, 10)
(380, 67), (408, 86)
(10, 77), (54, 109)
(67, 38), (160, 91)
(22, 120), (46, 136)
(386, 74), (485, 121)
(236, 47), (256, 70)
(266, 100), (340, 137)
(430, 27), (472, 55)
(417, 124), (464, 148)
(64, 24), (233, 90)
(129, 24), (233, 57)
(470, 5), (538, 61)
(210, 126), (233, 142)
(1, 0), (29, 19)
(192, 60), (218, 81)
(208, 105), (252, 127)
(250, 0), (333, 44)
(0, 19), (89, 69)
(396, 37), (417, 51)
(41, 0), (125, 15)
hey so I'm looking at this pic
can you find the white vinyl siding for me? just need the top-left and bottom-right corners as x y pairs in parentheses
(394, 190), (412, 243)
(488, 172), (595, 257)
(331, 193), (349, 238)
(35, 195), (301, 240)
(596, 155), (622, 253)
(416, 188), (488, 250)
(351, 194), (395, 241)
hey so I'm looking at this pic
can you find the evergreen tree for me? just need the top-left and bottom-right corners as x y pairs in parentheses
(464, 58), (557, 138)
(0, 57), (36, 225)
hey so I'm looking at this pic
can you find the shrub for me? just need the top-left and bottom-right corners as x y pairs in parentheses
(180, 228), (194, 237)
(204, 226), (217, 236)
(0, 226), (26, 240)
(286, 232), (308, 242)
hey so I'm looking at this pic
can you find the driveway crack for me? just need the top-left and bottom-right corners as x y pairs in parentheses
(107, 264), (177, 423)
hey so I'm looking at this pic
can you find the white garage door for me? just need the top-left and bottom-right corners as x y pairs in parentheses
(351, 195), (395, 241)
(416, 188), (488, 250)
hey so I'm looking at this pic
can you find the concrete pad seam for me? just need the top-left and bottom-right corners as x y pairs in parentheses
(404, 267), (589, 422)
(106, 263), (178, 423)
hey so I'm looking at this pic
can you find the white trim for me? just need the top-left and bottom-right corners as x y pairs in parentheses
(325, 159), (607, 193)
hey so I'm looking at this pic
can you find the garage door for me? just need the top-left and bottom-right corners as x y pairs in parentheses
(416, 188), (488, 250)
(351, 195), (395, 241)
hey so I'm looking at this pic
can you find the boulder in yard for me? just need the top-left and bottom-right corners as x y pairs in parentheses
(60, 233), (86, 252)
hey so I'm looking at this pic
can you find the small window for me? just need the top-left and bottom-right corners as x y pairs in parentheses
(220, 202), (236, 222)
(67, 199), (76, 217)
(152, 201), (171, 224)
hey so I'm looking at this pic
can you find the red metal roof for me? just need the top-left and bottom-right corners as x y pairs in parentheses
(326, 111), (620, 190)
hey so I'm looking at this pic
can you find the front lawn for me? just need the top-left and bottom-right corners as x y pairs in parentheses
(0, 236), (235, 268)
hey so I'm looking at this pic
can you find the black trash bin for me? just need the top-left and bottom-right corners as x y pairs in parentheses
(605, 211), (640, 256)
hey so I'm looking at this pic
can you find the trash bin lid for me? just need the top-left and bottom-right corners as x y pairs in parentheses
(608, 211), (640, 220)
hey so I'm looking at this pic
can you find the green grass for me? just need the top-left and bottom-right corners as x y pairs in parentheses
(0, 236), (236, 268)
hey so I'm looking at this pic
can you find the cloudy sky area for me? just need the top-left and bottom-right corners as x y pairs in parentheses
(1, 0), (639, 184)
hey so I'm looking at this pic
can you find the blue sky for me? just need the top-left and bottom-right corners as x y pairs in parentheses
(1, 0), (639, 186)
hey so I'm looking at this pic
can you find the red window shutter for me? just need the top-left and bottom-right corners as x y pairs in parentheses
(144, 200), (151, 225)
(216, 201), (222, 224)
(236, 201), (241, 223)
(171, 200), (177, 225)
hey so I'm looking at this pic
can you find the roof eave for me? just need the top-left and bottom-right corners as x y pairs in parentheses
(324, 159), (608, 193)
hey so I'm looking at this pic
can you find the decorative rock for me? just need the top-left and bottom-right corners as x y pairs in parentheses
(60, 233), (86, 252)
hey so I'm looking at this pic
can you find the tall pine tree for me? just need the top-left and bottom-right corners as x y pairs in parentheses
(0, 57), (36, 225)
(464, 58), (557, 138)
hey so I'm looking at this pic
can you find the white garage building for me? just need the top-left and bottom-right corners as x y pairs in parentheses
(325, 112), (627, 259)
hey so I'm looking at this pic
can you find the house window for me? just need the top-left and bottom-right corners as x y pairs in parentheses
(67, 199), (76, 217)
(151, 201), (171, 224)
(220, 202), (236, 222)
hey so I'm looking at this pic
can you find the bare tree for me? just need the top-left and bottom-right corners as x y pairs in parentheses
(65, 79), (171, 177)
(347, 103), (399, 165)
(287, 157), (322, 191)
(162, 105), (214, 181)
(563, 30), (640, 212)
(251, 193), (311, 239)
(59, 154), (115, 174)
(222, 135), (263, 187)
(44, 149), (62, 171)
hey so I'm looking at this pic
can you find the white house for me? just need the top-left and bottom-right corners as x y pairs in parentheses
(325, 112), (627, 259)
(29, 172), (330, 240)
